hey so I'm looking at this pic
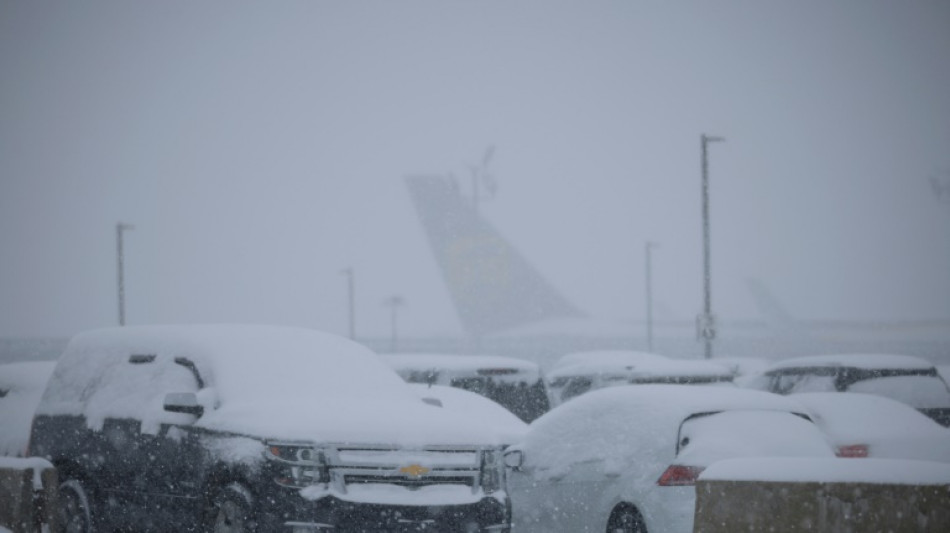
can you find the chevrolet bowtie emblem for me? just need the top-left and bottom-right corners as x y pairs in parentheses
(399, 464), (430, 477)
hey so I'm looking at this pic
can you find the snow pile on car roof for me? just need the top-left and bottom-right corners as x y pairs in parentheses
(550, 350), (670, 369)
(547, 350), (731, 380)
(767, 353), (936, 371)
(37, 325), (508, 446)
(384, 353), (542, 383)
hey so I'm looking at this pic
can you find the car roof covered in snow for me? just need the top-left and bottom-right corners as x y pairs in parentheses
(765, 354), (936, 372)
(383, 353), (542, 382)
(546, 352), (732, 381)
(550, 350), (670, 369)
(384, 353), (540, 373)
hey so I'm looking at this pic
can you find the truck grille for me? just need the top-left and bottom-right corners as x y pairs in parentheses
(328, 446), (483, 494)
(343, 474), (474, 487)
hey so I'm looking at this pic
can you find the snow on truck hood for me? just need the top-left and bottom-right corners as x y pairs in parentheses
(37, 325), (506, 447)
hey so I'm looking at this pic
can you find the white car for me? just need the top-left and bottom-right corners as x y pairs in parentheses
(793, 392), (950, 462)
(746, 353), (950, 426)
(504, 385), (834, 533)
(546, 350), (734, 407)
(0, 361), (55, 456)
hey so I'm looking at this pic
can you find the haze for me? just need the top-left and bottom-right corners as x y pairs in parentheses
(2, 1), (949, 340)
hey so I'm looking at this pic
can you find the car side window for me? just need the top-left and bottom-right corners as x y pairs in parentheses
(773, 373), (836, 395)
(560, 377), (593, 402)
(83, 353), (203, 435)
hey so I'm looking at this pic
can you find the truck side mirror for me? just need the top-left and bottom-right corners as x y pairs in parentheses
(163, 392), (204, 417)
(503, 449), (524, 470)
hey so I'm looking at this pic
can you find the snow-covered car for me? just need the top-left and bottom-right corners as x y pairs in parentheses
(792, 392), (950, 462)
(410, 384), (528, 445)
(0, 361), (55, 456)
(746, 353), (950, 427)
(503, 385), (834, 533)
(383, 353), (550, 422)
(545, 350), (734, 406)
(29, 326), (512, 532)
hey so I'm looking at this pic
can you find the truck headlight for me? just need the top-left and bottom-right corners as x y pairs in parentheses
(480, 449), (505, 493)
(265, 441), (328, 488)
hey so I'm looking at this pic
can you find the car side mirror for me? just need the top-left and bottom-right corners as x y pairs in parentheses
(163, 392), (204, 417)
(504, 449), (524, 470)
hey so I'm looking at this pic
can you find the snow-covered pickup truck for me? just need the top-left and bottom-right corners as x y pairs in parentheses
(29, 325), (511, 532)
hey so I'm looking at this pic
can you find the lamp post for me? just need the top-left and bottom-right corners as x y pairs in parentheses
(116, 222), (135, 326)
(341, 267), (356, 340)
(699, 134), (724, 359)
(382, 295), (406, 352)
(645, 241), (658, 352)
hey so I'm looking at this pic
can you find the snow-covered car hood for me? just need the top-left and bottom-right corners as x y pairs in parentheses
(197, 392), (510, 447)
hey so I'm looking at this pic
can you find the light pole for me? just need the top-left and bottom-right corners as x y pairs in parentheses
(116, 222), (135, 326)
(382, 295), (406, 352)
(699, 134), (724, 359)
(341, 267), (356, 340)
(645, 241), (658, 352)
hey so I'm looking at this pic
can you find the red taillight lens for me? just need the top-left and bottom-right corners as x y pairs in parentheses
(836, 444), (869, 458)
(657, 465), (705, 486)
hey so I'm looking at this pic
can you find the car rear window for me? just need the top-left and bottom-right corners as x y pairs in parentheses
(676, 410), (833, 466)
(772, 373), (837, 394)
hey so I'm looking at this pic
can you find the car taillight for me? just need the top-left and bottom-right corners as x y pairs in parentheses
(657, 465), (705, 486)
(836, 444), (869, 458)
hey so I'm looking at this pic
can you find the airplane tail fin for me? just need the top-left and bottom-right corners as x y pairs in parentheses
(405, 175), (584, 337)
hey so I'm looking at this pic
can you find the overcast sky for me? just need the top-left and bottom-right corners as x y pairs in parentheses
(2, 1), (949, 339)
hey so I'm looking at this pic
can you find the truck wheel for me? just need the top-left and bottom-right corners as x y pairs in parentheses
(59, 479), (94, 533)
(207, 482), (256, 533)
